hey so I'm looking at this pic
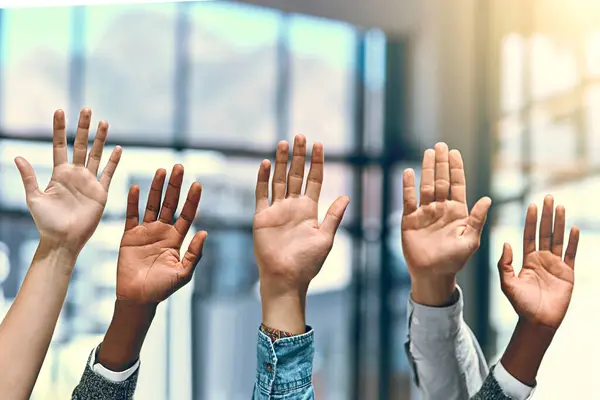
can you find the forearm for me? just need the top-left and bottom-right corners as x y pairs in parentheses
(260, 287), (307, 335)
(97, 300), (156, 371)
(0, 239), (75, 399)
(500, 318), (554, 386)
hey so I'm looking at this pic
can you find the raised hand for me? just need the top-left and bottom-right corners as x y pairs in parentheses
(116, 165), (206, 304)
(253, 135), (349, 332)
(401, 143), (491, 305)
(15, 108), (121, 256)
(497, 195), (579, 330)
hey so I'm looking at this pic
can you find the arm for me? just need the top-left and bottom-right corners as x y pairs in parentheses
(251, 136), (349, 399)
(401, 143), (492, 399)
(473, 196), (579, 400)
(72, 164), (206, 399)
(406, 287), (488, 398)
(0, 109), (120, 400)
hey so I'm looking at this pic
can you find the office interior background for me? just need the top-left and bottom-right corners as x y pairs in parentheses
(0, 0), (599, 398)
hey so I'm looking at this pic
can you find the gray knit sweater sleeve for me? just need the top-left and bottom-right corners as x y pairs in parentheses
(71, 348), (139, 400)
(470, 366), (513, 400)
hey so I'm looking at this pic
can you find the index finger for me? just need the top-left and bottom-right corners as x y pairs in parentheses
(174, 182), (202, 237)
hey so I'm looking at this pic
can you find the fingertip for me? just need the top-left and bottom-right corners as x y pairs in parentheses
(294, 134), (307, 145)
(191, 181), (203, 194)
(277, 140), (289, 151)
(434, 142), (448, 151)
(261, 159), (271, 168)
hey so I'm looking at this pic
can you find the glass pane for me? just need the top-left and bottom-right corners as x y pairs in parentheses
(288, 15), (356, 152)
(500, 33), (526, 113)
(530, 34), (579, 100)
(530, 105), (579, 186)
(187, 2), (278, 148)
(492, 116), (526, 199)
(586, 31), (600, 77)
(585, 83), (600, 166)
(83, 3), (176, 141)
(363, 29), (386, 154)
(0, 7), (71, 134)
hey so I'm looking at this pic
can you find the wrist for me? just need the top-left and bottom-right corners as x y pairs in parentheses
(260, 287), (307, 335)
(410, 274), (457, 307)
(500, 318), (555, 386)
(35, 238), (78, 276)
(97, 300), (156, 371)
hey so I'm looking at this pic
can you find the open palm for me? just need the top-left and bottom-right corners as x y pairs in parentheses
(498, 195), (579, 330)
(15, 109), (121, 254)
(253, 136), (349, 296)
(401, 143), (491, 277)
(117, 165), (206, 304)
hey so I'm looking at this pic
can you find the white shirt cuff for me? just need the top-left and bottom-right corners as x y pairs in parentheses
(493, 362), (535, 400)
(88, 345), (140, 383)
(407, 285), (464, 340)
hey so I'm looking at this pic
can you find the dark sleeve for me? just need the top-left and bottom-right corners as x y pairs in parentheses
(71, 347), (139, 400)
(470, 367), (514, 400)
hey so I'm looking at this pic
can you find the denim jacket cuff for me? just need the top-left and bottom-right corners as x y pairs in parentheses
(406, 285), (464, 340)
(255, 326), (314, 395)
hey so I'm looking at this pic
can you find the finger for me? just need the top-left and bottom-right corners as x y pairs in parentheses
(434, 142), (450, 201)
(143, 169), (167, 223)
(551, 205), (566, 257)
(419, 149), (435, 205)
(14, 157), (40, 198)
(523, 204), (538, 255)
(99, 146), (122, 191)
(255, 159), (271, 213)
(563, 226), (580, 269)
(180, 230), (208, 283)
(402, 168), (417, 215)
(538, 195), (554, 251)
(497, 243), (516, 289)
(272, 141), (289, 202)
(174, 182), (202, 237)
(464, 196), (492, 241)
(86, 120), (108, 176)
(320, 196), (350, 238)
(52, 109), (68, 167)
(158, 164), (184, 224)
(125, 185), (140, 231)
(449, 149), (467, 204)
(286, 135), (307, 198)
(72, 108), (92, 166)
(304, 142), (324, 202)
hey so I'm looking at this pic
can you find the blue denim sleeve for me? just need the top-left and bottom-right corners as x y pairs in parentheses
(252, 327), (315, 400)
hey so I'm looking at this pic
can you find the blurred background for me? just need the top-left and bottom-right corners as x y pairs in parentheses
(0, 0), (599, 399)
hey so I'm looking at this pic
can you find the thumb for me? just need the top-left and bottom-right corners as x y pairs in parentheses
(497, 243), (515, 291)
(14, 157), (40, 198)
(320, 196), (350, 239)
(464, 196), (492, 242)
